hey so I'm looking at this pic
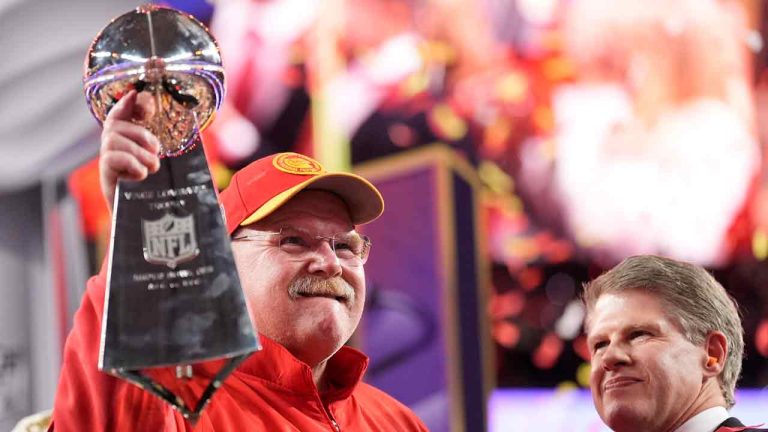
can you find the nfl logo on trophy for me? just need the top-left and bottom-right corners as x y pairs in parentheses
(142, 213), (200, 268)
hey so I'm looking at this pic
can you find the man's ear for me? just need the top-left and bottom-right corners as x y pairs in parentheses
(703, 331), (728, 377)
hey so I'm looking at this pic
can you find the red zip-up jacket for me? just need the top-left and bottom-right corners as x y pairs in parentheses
(51, 261), (428, 431)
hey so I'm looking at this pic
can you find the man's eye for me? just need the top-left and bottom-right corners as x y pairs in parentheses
(280, 235), (309, 248)
(333, 241), (358, 258)
(593, 341), (608, 352)
(630, 330), (650, 339)
(334, 241), (351, 250)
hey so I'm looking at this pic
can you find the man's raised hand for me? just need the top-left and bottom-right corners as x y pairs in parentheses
(99, 90), (161, 212)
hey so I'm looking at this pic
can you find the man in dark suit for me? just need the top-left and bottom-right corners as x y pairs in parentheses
(583, 255), (766, 432)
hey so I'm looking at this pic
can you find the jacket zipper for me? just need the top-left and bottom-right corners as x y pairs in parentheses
(330, 418), (340, 432)
(320, 400), (340, 432)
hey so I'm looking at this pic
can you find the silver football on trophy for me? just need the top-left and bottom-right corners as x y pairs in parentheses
(83, 4), (225, 157)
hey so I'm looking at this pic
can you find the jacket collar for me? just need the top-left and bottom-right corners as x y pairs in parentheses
(232, 334), (370, 401)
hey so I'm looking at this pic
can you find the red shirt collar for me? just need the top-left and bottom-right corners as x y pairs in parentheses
(230, 334), (370, 401)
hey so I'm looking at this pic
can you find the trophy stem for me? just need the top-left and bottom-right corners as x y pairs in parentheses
(176, 364), (193, 379)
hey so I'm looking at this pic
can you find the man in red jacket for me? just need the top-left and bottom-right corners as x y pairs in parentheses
(584, 255), (767, 432)
(51, 90), (428, 431)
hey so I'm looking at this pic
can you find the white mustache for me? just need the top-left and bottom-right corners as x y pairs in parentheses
(288, 275), (356, 303)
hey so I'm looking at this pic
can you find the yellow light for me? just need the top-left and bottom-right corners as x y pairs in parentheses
(753, 230), (768, 261)
(577, 362), (591, 387)
(556, 381), (578, 392)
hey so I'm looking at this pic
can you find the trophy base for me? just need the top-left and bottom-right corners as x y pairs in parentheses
(112, 353), (250, 423)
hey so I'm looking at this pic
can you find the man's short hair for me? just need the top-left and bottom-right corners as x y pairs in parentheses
(582, 255), (744, 408)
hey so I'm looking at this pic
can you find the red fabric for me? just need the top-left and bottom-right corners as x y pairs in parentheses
(67, 157), (109, 240)
(219, 152), (301, 234)
(716, 426), (767, 432)
(52, 261), (428, 431)
(715, 417), (767, 432)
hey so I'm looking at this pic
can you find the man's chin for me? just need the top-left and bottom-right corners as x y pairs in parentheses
(602, 403), (653, 432)
(282, 329), (350, 367)
(292, 309), (359, 348)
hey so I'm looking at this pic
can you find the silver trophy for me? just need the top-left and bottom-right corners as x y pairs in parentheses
(84, 5), (259, 421)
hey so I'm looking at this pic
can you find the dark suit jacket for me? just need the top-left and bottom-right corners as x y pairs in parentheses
(716, 417), (768, 431)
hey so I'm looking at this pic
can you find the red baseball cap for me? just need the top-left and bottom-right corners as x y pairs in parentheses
(220, 152), (384, 234)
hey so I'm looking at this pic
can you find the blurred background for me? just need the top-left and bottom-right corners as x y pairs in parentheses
(2, 0), (768, 430)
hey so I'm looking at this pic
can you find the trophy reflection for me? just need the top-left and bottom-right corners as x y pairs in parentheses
(83, 5), (259, 421)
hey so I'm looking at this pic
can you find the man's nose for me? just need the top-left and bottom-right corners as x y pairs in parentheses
(600, 343), (632, 371)
(306, 241), (343, 278)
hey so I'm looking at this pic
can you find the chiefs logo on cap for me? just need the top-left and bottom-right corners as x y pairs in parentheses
(272, 153), (325, 175)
